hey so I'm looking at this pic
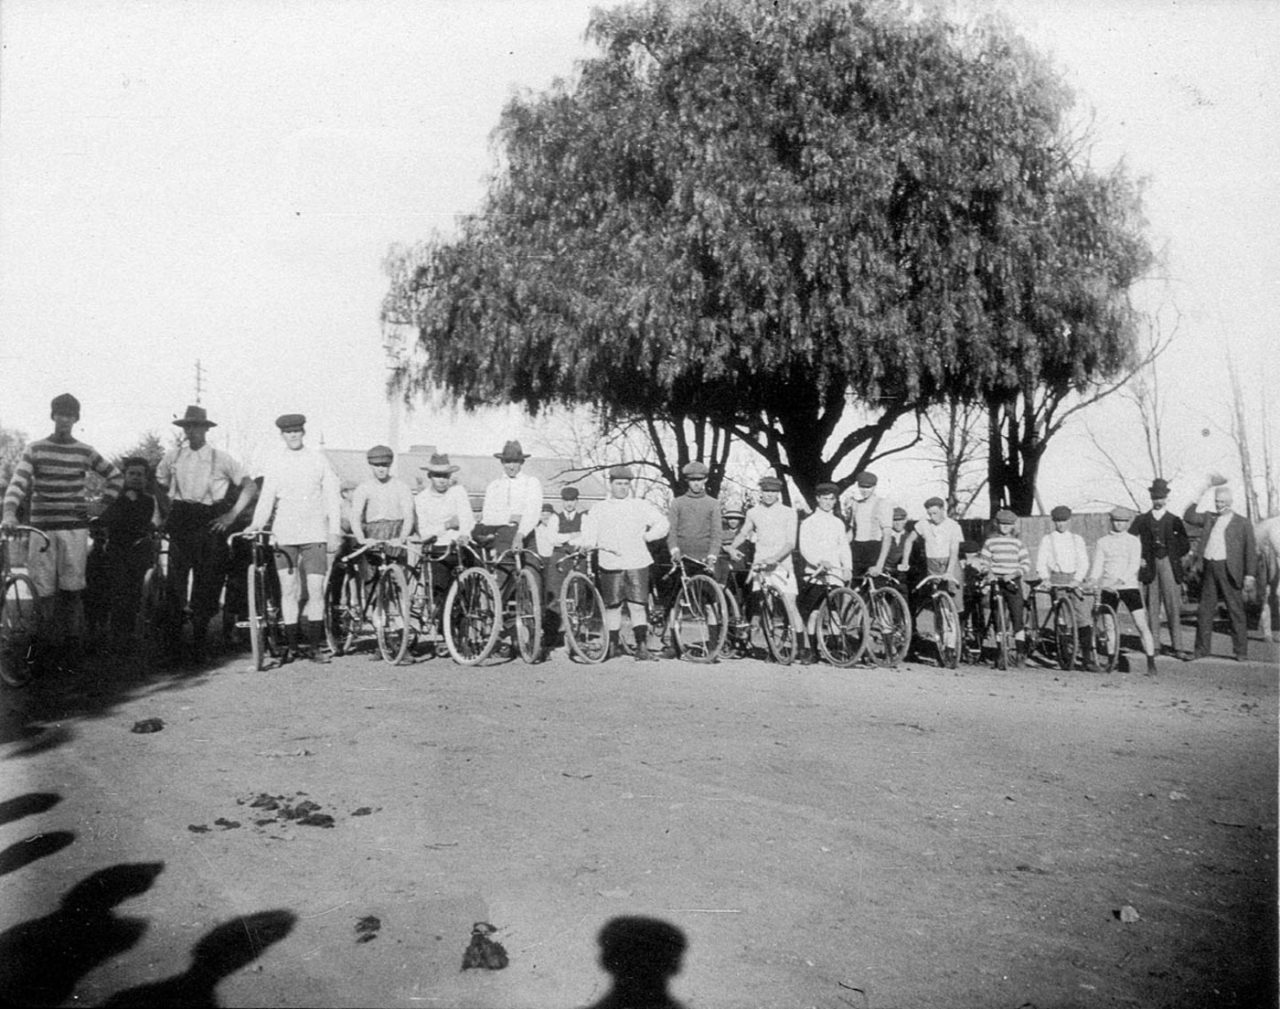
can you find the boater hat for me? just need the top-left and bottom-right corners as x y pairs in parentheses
(495, 440), (530, 462)
(174, 405), (217, 428)
(423, 453), (459, 475)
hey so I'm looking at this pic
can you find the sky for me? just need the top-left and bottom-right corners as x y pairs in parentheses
(2, 0), (1277, 514)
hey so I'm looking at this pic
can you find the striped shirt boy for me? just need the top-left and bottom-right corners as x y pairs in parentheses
(3, 437), (121, 530)
(980, 532), (1030, 580)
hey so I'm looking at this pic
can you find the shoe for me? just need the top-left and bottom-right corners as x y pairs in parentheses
(1145, 654), (1157, 676)
(659, 645), (678, 659)
(634, 644), (659, 662)
(1185, 651), (1207, 662)
(310, 648), (332, 665)
(798, 648), (817, 666)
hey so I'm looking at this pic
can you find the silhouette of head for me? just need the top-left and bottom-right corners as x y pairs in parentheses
(63, 862), (164, 912)
(190, 910), (296, 976)
(597, 916), (687, 982)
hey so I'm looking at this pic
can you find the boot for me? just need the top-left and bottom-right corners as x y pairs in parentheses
(1145, 653), (1157, 676)
(1014, 633), (1027, 668)
(280, 623), (299, 665)
(798, 637), (817, 665)
(633, 626), (659, 662)
(1078, 627), (1096, 671)
(305, 619), (331, 664)
(606, 630), (621, 662)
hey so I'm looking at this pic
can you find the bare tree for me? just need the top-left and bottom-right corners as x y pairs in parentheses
(1226, 351), (1262, 522)
(921, 398), (987, 517)
(1262, 393), (1278, 518)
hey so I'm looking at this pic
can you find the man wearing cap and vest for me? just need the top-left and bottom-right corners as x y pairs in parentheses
(1087, 507), (1158, 673)
(847, 471), (894, 580)
(541, 487), (585, 647)
(884, 506), (912, 575)
(247, 413), (342, 664)
(728, 476), (806, 654)
(578, 465), (669, 661)
(479, 440), (542, 555)
(1129, 478), (1191, 658)
(155, 405), (257, 663)
(797, 482), (852, 664)
(3, 393), (123, 670)
(1036, 505), (1093, 663)
(413, 453), (474, 596)
(1183, 476), (1257, 662)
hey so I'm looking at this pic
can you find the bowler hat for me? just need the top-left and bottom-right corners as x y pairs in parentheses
(855, 471), (878, 488)
(608, 465), (634, 481)
(50, 393), (81, 418)
(494, 440), (530, 463)
(1050, 505), (1072, 521)
(681, 460), (709, 478)
(174, 405), (217, 428)
(275, 413), (306, 431)
(366, 444), (394, 465)
(423, 453), (459, 475)
(1149, 478), (1171, 498)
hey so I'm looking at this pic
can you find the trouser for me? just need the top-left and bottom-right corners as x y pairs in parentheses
(1195, 559), (1247, 660)
(106, 543), (150, 645)
(1143, 556), (1183, 652)
(167, 503), (228, 635)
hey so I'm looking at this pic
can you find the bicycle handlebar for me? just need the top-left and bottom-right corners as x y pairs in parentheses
(0, 525), (51, 549)
(915, 573), (959, 591)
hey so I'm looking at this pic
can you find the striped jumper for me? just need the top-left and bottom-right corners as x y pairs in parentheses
(3, 437), (122, 530)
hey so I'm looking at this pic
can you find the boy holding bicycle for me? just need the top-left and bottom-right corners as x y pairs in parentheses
(797, 482), (852, 664)
(1035, 504), (1093, 664)
(979, 509), (1032, 664)
(1086, 507), (1157, 674)
(727, 476), (806, 657)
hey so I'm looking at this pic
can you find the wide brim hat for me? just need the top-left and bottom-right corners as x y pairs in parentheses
(174, 405), (217, 428)
(494, 440), (531, 462)
(1148, 478), (1171, 497)
(423, 453), (460, 475)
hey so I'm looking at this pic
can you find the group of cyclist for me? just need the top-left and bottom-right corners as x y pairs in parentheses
(1, 391), (1181, 676)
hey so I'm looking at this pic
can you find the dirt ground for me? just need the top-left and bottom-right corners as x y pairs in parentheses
(1, 619), (1275, 1009)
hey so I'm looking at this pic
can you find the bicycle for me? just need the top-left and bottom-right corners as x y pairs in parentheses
(1086, 586), (1121, 673)
(0, 525), (49, 688)
(802, 571), (869, 668)
(1026, 579), (1086, 671)
(402, 536), (464, 660)
(851, 573), (912, 667)
(229, 530), (289, 671)
(913, 573), (962, 669)
(438, 540), (503, 665)
(976, 574), (1022, 670)
(323, 539), (412, 664)
(469, 533), (544, 664)
(137, 530), (183, 665)
(744, 561), (799, 665)
(653, 557), (729, 663)
(556, 548), (608, 664)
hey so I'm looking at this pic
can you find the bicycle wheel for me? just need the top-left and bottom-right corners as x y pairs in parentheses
(933, 593), (961, 669)
(323, 562), (362, 656)
(0, 575), (41, 688)
(1093, 603), (1120, 672)
(869, 586), (911, 667)
(374, 565), (412, 665)
(444, 567), (501, 665)
(760, 585), (797, 665)
(816, 587), (868, 668)
(1051, 595), (1078, 671)
(721, 586), (748, 657)
(246, 564), (269, 671)
(560, 571), (607, 664)
(992, 592), (1011, 670)
(512, 567), (543, 663)
(672, 573), (727, 663)
(138, 567), (173, 665)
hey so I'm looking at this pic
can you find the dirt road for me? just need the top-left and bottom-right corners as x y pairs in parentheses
(1, 629), (1275, 1009)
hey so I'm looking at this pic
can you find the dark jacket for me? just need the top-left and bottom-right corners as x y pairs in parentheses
(1183, 505), (1257, 589)
(1130, 508), (1190, 584)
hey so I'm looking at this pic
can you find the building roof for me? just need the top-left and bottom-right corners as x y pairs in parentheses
(324, 444), (608, 504)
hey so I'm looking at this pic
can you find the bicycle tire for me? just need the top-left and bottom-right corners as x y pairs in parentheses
(323, 562), (360, 656)
(869, 586), (911, 667)
(934, 592), (961, 669)
(247, 563), (269, 671)
(138, 566), (173, 666)
(1093, 603), (1120, 672)
(1051, 595), (1078, 671)
(512, 567), (543, 663)
(816, 587), (868, 668)
(992, 592), (1011, 670)
(444, 567), (501, 665)
(672, 573), (727, 663)
(374, 565), (412, 665)
(760, 585), (797, 665)
(560, 571), (607, 664)
(0, 574), (40, 688)
(721, 585), (749, 657)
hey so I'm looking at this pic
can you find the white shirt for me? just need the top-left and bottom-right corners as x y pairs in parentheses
(350, 478), (415, 537)
(1203, 510), (1231, 561)
(799, 509), (851, 582)
(157, 444), (247, 504)
(251, 446), (341, 546)
(414, 484), (475, 544)
(579, 496), (669, 571)
(917, 517), (963, 561)
(850, 493), (893, 543)
(480, 471), (543, 541)
(1036, 530), (1090, 583)
(1089, 532), (1143, 589)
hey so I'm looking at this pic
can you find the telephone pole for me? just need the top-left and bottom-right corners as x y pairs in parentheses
(194, 359), (207, 405)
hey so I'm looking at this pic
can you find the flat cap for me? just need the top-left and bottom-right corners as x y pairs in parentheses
(560, 486), (579, 500)
(275, 413), (306, 430)
(892, 506), (907, 520)
(995, 508), (1017, 523)
(855, 471), (878, 488)
(608, 465), (634, 481)
(814, 482), (839, 497)
(759, 476), (784, 492)
(1110, 506), (1134, 521)
(366, 444), (394, 464)
(923, 496), (945, 510)
(1050, 505), (1072, 521)
(681, 460), (709, 478)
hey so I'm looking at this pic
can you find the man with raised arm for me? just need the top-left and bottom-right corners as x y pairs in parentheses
(1183, 476), (1256, 662)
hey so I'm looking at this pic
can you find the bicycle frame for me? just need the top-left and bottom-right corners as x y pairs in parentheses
(0, 526), (50, 688)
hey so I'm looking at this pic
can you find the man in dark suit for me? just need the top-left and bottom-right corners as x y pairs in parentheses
(1183, 477), (1257, 661)
(1130, 477), (1191, 658)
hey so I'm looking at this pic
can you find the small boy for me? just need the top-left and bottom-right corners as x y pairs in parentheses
(979, 508), (1031, 663)
(97, 457), (159, 652)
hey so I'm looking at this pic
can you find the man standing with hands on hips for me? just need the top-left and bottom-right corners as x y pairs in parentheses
(246, 414), (342, 665)
(1183, 474), (1256, 662)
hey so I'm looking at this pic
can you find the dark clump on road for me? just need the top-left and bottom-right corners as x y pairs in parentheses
(461, 921), (508, 970)
(354, 915), (381, 943)
(130, 718), (164, 734)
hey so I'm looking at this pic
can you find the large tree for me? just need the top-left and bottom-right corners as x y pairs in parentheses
(384, 0), (1150, 505)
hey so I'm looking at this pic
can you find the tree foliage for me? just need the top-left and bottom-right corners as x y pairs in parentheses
(385, 0), (1151, 504)
(0, 422), (28, 503)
